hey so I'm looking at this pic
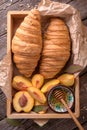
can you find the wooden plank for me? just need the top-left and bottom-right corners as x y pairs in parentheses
(80, 73), (87, 117)
(0, 0), (40, 11)
(0, 34), (7, 60)
(84, 122), (87, 130)
(0, 118), (34, 130)
(41, 119), (76, 130)
(41, 110), (86, 130)
(53, 0), (73, 3)
(79, 66), (87, 77)
(83, 19), (87, 26)
(0, 0), (41, 36)
(0, 0), (87, 130)
(0, 118), (21, 130)
(0, 89), (6, 120)
(0, 0), (19, 10)
(69, 0), (87, 19)
(0, 118), (86, 130)
(20, 119), (34, 130)
(0, 18), (7, 36)
(0, 0), (8, 6)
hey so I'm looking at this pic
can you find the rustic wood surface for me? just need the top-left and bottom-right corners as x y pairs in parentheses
(0, 0), (87, 130)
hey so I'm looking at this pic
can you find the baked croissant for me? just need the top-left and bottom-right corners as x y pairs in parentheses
(40, 18), (70, 79)
(12, 9), (42, 77)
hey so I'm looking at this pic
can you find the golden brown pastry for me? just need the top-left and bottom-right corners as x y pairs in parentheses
(12, 9), (42, 77)
(40, 18), (70, 79)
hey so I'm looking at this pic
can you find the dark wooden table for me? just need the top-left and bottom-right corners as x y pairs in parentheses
(0, 0), (87, 130)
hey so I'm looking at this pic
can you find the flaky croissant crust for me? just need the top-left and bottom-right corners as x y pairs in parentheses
(12, 9), (42, 77)
(39, 18), (71, 79)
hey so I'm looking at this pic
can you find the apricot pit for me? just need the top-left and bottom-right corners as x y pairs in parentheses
(13, 91), (34, 112)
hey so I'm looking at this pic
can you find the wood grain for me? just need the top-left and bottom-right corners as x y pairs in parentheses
(0, 90), (6, 121)
(70, 0), (87, 19)
(0, 34), (7, 60)
(83, 19), (87, 26)
(0, 0), (87, 130)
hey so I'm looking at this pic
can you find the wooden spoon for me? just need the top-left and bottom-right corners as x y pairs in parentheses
(53, 90), (84, 130)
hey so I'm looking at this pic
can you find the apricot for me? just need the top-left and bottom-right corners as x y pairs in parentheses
(12, 76), (33, 91)
(13, 91), (34, 112)
(35, 100), (47, 105)
(32, 74), (44, 89)
(58, 73), (75, 87)
(41, 79), (60, 93)
(28, 87), (46, 104)
(35, 100), (43, 106)
(38, 110), (46, 114)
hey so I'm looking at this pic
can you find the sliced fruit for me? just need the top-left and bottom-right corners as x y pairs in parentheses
(32, 74), (44, 89)
(41, 79), (60, 93)
(35, 100), (42, 106)
(28, 87), (46, 104)
(58, 73), (75, 87)
(34, 100), (47, 105)
(13, 91), (34, 112)
(12, 76), (32, 91)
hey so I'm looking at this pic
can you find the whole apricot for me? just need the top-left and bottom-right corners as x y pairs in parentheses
(58, 74), (75, 87)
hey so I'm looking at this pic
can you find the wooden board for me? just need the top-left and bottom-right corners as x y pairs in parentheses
(7, 11), (80, 119)
(0, 0), (87, 129)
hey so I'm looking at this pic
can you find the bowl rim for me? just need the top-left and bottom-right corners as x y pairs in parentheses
(47, 85), (75, 113)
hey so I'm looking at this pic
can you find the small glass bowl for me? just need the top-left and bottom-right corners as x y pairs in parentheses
(47, 85), (74, 113)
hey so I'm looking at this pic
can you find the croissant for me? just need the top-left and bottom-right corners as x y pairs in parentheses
(40, 18), (71, 79)
(12, 9), (42, 77)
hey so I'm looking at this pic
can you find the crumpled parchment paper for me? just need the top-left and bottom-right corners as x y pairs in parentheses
(0, 52), (12, 100)
(38, 0), (87, 67)
(0, 0), (87, 126)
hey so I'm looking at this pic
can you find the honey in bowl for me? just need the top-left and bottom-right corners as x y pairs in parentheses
(47, 85), (74, 113)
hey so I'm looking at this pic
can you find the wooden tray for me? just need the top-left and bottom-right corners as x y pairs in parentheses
(7, 11), (80, 119)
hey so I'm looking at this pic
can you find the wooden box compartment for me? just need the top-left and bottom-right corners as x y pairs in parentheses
(7, 11), (80, 119)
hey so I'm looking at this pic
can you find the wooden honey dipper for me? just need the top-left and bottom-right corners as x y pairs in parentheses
(53, 90), (84, 130)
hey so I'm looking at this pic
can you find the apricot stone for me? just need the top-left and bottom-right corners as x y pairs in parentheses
(13, 91), (34, 112)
